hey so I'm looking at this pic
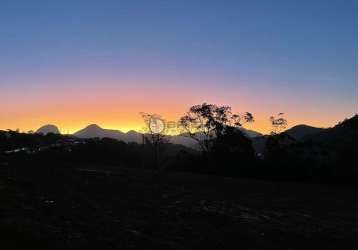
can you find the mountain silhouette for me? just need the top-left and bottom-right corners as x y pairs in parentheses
(38, 119), (358, 150)
(284, 124), (325, 140)
(306, 114), (358, 143)
(251, 124), (325, 155)
(238, 127), (262, 138)
(251, 115), (358, 155)
(74, 124), (125, 139)
(72, 124), (262, 148)
(73, 124), (145, 143)
(125, 130), (144, 143)
(36, 124), (60, 135)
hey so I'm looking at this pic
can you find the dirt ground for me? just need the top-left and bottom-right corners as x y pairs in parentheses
(1, 162), (358, 250)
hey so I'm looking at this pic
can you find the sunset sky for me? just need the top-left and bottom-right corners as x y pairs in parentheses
(1, 1), (357, 134)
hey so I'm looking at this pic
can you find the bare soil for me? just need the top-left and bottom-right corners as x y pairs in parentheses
(1, 162), (358, 250)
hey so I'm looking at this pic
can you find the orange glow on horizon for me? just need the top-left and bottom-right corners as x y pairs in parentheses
(0, 105), (342, 135)
(0, 76), (352, 135)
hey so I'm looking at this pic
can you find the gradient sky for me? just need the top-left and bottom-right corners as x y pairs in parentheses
(1, 0), (357, 134)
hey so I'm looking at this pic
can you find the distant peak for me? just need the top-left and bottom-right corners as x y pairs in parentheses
(127, 130), (139, 134)
(36, 124), (60, 134)
(290, 124), (320, 129)
(284, 124), (325, 140)
(86, 124), (102, 129)
(336, 114), (358, 128)
(41, 124), (58, 128)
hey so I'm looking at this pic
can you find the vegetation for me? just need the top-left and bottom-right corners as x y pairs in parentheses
(1, 106), (358, 250)
(179, 103), (254, 153)
(1, 105), (357, 185)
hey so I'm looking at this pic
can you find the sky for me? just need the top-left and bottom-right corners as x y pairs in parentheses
(0, 0), (357, 134)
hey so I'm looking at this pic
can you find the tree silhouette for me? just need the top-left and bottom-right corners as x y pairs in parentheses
(269, 113), (288, 135)
(179, 103), (254, 153)
(141, 113), (168, 170)
(265, 113), (293, 170)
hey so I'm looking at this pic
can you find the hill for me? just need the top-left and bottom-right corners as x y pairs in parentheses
(285, 125), (325, 140)
(74, 124), (125, 140)
(36, 124), (61, 135)
(308, 114), (358, 143)
(72, 124), (261, 148)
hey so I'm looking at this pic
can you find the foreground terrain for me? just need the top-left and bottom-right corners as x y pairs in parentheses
(1, 162), (358, 250)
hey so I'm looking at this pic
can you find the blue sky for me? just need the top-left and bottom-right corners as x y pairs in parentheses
(0, 0), (357, 132)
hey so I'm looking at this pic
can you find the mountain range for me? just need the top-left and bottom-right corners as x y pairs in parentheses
(35, 123), (263, 148)
(35, 115), (358, 149)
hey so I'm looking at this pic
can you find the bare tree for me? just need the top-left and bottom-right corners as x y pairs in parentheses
(141, 113), (169, 169)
